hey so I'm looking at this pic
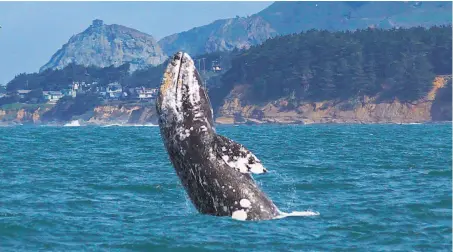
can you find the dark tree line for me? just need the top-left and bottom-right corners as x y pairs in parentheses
(5, 51), (233, 94)
(221, 25), (452, 103)
(6, 63), (131, 92)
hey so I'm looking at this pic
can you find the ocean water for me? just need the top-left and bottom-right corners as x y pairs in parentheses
(0, 124), (451, 251)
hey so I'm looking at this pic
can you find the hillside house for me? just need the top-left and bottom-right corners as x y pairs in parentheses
(16, 90), (32, 99)
(211, 60), (222, 72)
(43, 91), (64, 104)
(69, 82), (80, 97)
(106, 82), (123, 100)
(70, 81), (97, 96)
(136, 87), (158, 100)
(80, 81), (92, 91)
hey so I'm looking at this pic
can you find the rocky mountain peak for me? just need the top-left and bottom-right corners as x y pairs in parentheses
(40, 19), (167, 73)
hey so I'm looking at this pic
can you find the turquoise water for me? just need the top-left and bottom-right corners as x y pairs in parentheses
(0, 124), (451, 251)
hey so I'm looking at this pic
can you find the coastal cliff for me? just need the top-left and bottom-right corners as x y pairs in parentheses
(0, 103), (157, 126)
(215, 76), (452, 124)
(0, 105), (53, 125)
(87, 104), (157, 125)
(1, 76), (450, 126)
(0, 97), (449, 125)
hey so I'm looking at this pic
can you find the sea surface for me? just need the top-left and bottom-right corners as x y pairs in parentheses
(0, 124), (451, 251)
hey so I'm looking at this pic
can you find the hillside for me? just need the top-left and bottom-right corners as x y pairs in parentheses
(215, 26), (452, 107)
(211, 25), (452, 124)
(158, 1), (452, 56)
(6, 63), (131, 92)
(40, 19), (167, 72)
(2, 26), (452, 125)
(5, 50), (232, 94)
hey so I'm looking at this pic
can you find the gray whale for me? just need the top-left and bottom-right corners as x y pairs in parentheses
(156, 52), (280, 221)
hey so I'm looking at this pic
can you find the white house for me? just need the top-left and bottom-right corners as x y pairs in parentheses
(43, 91), (64, 104)
(137, 87), (158, 100)
(16, 90), (32, 99)
(211, 60), (222, 72)
(106, 82), (123, 100)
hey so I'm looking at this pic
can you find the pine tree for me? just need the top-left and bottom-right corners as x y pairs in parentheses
(403, 54), (435, 101)
(362, 56), (378, 96)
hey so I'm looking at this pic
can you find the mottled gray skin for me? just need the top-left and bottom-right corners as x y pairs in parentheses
(156, 52), (279, 220)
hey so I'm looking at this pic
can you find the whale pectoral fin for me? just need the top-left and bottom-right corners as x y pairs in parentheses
(214, 134), (268, 174)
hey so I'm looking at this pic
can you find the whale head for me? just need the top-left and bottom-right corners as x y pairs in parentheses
(156, 52), (215, 139)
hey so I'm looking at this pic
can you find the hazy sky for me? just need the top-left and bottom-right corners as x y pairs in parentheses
(0, 1), (272, 85)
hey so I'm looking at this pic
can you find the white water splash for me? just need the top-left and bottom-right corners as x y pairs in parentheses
(135, 124), (158, 127)
(274, 210), (320, 219)
(64, 120), (80, 127)
(101, 124), (123, 127)
(229, 210), (319, 221)
(101, 123), (158, 127)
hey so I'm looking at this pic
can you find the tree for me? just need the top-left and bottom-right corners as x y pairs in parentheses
(402, 54), (435, 101)
(361, 56), (378, 96)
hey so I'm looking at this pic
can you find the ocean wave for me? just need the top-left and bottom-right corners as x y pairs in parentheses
(425, 169), (452, 177)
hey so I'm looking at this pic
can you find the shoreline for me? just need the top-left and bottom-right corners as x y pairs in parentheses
(1, 119), (450, 127)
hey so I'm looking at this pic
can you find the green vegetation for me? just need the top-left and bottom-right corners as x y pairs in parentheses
(431, 78), (452, 121)
(220, 25), (452, 104)
(6, 63), (131, 92)
(5, 51), (233, 93)
(435, 79), (452, 103)
(0, 95), (19, 107)
(0, 103), (53, 111)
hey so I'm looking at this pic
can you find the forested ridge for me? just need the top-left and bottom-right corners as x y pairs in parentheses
(6, 63), (131, 92)
(220, 25), (452, 105)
